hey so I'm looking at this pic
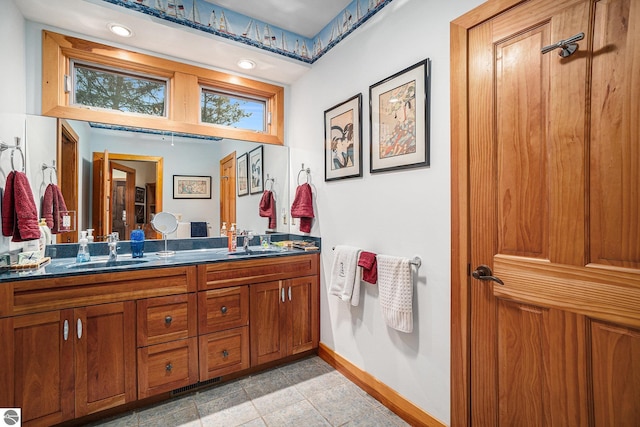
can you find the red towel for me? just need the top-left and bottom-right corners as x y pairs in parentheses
(358, 251), (378, 284)
(291, 183), (314, 233)
(2, 171), (40, 242)
(259, 190), (276, 229)
(42, 183), (68, 234)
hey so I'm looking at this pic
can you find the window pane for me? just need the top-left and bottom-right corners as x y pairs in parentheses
(201, 89), (266, 132)
(73, 63), (167, 117)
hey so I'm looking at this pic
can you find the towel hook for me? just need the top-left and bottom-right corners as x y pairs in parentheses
(297, 163), (310, 185)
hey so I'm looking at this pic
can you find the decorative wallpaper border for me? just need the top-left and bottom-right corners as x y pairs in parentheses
(98, 0), (393, 63)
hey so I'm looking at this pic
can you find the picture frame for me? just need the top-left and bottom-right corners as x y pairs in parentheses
(249, 145), (263, 194)
(237, 153), (249, 196)
(135, 186), (145, 204)
(172, 175), (212, 199)
(324, 93), (363, 181)
(369, 59), (430, 173)
(135, 204), (145, 224)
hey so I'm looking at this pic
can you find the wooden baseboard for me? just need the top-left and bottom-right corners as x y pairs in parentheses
(318, 343), (446, 427)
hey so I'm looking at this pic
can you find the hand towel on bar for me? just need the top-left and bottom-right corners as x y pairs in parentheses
(358, 251), (378, 285)
(2, 171), (41, 242)
(377, 255), (413, 333)
(259, 190), (277, 229)
(190, 221), (208, 237)
(329, 245), (362, 306)
(290, 183), (314, 233)
(42, 183), (68, 234)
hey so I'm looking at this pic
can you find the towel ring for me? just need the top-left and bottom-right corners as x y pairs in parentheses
(265, 174), (275, 191)
(0, 137), (25, 172)
(10, 148), (25, 172)
(297, 164), (310, 185)
(42, 162), (57, 184)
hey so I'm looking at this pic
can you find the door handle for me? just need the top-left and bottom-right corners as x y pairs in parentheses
(77, 318), (83, 339)
(472, 265), (504, 286)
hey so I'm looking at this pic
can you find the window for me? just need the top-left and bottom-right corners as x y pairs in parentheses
(72, 62), (168, 117)
(201, 88), (266, 132)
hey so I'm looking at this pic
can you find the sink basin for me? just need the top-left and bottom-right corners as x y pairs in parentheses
(67, 259), (150, 269)
(228, 249), (282, 256)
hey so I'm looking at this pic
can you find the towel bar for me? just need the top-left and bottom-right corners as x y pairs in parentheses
(331, 247), (421, 267)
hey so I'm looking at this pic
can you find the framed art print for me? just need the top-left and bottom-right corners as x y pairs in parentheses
(237, 152), (249, 196)
(249, 145), (263, 194)
(324, 93), (363, 181)
(370, 59), (430, 173)
(173, 175), (212, 199)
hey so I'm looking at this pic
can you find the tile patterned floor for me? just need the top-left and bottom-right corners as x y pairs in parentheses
(89, 356), (410, 427)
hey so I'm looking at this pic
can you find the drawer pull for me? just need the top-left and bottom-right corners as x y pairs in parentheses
(222, 350), (229, 358)
(165, 315), (173, 325)
(166, 363), (173, 372)
(63, 319), (69, 341)
(220, 306), (228, 314)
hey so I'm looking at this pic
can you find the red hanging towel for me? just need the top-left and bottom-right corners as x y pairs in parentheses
(2, 171), (40, 242)
(290, 183), (314, 233)
(259, 190), (276, 229)
(42, 183), (68, 234)
(358, 251), (378, 285)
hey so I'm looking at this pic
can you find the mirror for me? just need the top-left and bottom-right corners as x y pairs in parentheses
(22, 115), (290, 243)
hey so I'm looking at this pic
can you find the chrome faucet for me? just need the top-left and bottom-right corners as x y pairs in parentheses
(242, 231), (255, 252)
(107, 232), (119, 261)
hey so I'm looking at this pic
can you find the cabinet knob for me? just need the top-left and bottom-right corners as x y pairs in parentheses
(220, 306), (228, 314)
(222, 350), (229, 358)
(166, 363), (173, 372)
(165, 315), (172, 325)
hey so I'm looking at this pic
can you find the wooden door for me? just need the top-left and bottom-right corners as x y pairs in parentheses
(220, 152), (236, 232)
(454, 0), (640, 424)
(74, 302), (136, 417)
(249, 281), (287, 365)
(286, 275), (319, 355)
(0, 310), (75, 426)
(57, 119), (78, 243)
(109, 162), (136, 240)
(92, 150), (110, 240)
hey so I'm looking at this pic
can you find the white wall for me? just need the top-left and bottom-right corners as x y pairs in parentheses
(288, 0), (483, 424)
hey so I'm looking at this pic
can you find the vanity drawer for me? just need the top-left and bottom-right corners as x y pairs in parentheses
(137, 294), (197, 347)
(197, 254), (319, 290)
(199, 326), (249, 381)
(198, 286), (248, 334)
(137, 337), (198, 399)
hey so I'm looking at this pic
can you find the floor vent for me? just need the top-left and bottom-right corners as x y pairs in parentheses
(171, 377), (221, 395)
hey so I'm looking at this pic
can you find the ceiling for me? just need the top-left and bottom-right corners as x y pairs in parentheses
(16, 0), (357, 85)
(206, 0), (352, 38)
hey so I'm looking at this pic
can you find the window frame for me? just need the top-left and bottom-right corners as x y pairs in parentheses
(70, 60), (170, 118)
(42, 30), (285, 145)
(200, 86), (268, 132)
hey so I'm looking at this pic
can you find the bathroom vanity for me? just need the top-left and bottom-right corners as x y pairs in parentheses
(0, 248), (319, 426)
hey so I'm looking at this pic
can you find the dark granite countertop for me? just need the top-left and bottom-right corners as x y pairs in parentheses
(0, 234), (320, 282)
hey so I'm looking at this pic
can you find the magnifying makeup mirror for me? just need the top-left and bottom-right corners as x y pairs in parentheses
(150, 212), (178, 257)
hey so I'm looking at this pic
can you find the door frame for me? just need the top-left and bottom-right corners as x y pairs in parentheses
(450, 1), (526, 425)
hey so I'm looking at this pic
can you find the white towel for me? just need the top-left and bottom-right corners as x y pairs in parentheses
(377, 255), (413, 333)
(329, 245), (362, 306)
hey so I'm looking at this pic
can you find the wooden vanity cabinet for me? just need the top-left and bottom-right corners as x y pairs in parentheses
(0, 301), (137, 426)
(249, 275), (319, 366)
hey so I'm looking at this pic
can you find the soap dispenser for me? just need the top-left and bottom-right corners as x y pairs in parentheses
(76, 231), (91, 263)
(220, 222), (227, 237)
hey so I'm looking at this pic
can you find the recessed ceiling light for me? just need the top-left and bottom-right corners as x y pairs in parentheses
(108, 23), (133, 37)
(237, 59), (256, 70)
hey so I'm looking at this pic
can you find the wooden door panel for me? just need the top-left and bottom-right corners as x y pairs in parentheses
(590, 0), (640, 268)
(495, 27), (550, 259)
(75, 302), (136, 417)
(591, 321), (640, 425)
(249, 281), (286, 366)
(288, 275), (319, 355)
(0, 311), (75, 426)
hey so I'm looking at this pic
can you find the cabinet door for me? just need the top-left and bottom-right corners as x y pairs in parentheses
(286, 275), (319, 355)
(74, 301), (136, 417)
(250, 281), (287, 366)
(0, 310), (75, 426)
